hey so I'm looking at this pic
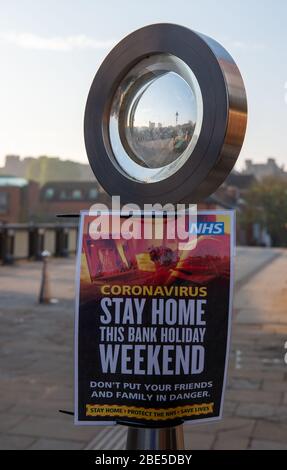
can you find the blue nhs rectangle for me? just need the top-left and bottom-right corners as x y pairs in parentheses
(189, 221), (225, 235)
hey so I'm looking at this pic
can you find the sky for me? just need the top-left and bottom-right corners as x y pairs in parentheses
(132, 72), (197, 127)
(0, 0), (286, 171)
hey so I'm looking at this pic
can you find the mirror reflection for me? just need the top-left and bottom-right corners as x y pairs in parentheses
(124, 72), (197, 168)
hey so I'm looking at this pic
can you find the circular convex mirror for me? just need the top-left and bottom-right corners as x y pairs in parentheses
(84, 24), (247, 204)
(109, 54), (203, 183)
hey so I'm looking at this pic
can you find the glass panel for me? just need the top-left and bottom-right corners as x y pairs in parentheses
(45, 188), (54, 199)
(72, 189), (82, 200)
(89, 188), (98, 199)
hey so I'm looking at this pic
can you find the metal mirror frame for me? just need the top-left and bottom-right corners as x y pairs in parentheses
(84, 23), (247, 204)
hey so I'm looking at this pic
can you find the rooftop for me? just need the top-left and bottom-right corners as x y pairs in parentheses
(0, 176), (28, 187)
(225, 172), (256, 189)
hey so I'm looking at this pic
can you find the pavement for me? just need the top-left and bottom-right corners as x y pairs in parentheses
(0, 247), (286, 450)
(185, 248), (287, 450)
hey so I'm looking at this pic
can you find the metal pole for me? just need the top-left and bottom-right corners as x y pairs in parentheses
(126, 424), (184, 450)
(39, 250), (51, 304)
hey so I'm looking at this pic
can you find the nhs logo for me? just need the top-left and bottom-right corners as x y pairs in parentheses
(189, 221), (225, 235)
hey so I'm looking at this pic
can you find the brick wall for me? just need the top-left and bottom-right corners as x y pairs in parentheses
(0, 187), (23, 223)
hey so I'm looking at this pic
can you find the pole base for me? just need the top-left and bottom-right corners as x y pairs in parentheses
(126, 424), (184, 450)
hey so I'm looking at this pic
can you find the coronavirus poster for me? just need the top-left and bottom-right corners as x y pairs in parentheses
(75, 211), (234, 426)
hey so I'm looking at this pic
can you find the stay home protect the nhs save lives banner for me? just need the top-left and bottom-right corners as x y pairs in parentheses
(75, 211), (234, 426)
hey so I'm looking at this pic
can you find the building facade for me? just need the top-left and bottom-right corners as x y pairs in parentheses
(243, 158), (287, 181)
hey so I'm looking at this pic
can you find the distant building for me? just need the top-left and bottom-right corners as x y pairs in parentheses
(0, 176), (38, 223)
(203, 171), (257, 245)
(2, 155), (24, 177)
(201, 171), (255, 211)
(0, 163), (275, 248)
(223, 170), (275, 246)
(39, 181), (110, 221)
(0, 177), (109, 223)
(0, 155), (95, 184)
(223, 172), (256, 202)
(243, 158), (286, 180)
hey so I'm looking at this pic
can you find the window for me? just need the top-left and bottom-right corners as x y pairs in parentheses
(72, 189), (82, 200)
(59, 190), (68, 200)
(0, 192), (8, 214)
(89, 188), (98, 200)
(45, 188), (54, 199)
